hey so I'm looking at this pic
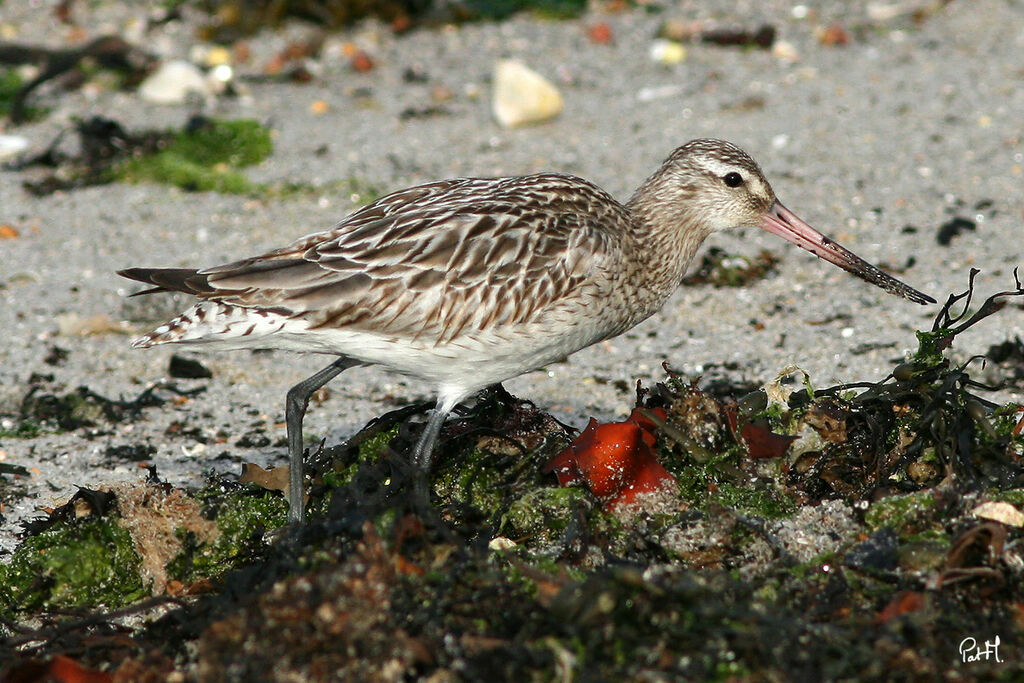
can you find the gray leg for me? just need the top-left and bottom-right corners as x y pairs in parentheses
(286, 356), (361, 523)
(409, 399), (454, 511)
(411, 402), (451, 470)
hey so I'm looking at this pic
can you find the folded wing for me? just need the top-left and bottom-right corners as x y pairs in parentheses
(120, 174), (624, 345)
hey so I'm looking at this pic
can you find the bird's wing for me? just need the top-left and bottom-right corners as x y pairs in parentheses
(190, 174), (625, 343)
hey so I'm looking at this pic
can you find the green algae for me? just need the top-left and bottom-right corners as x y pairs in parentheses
(116, 118), (272, 194)
(864, 490), (938, 537)
(993, 488), (1024, 506)
(669, 446), (795, 520)
(711, 480), (795, 519)
(0, 69), (46, 121)
(322, 423), (400, 490)
(0, 419), (44, 438)
(0, 481), (287, 616)
(0, 517), (145, 613)
(500, 486), (591, 544)
(433, 448), (508, 513)
(169, 484), (288, 582)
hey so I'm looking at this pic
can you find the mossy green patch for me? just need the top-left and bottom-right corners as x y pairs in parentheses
(433, 448), (507, 514)
(993, 488), (1024, 506)
(0, 517), (145, 613)
(712, 480), (795, 519)
(863, 490), (937, 536)
(671, 448), (794, 519)
(116, 119), (272, 194)
(990, 404), (1024, 440)
(169, 484), (288, 582)
(464, 0), (587, 20)
(323, 423), (400, 490)
(0, 68), (46, 121)
(0, 419), (44, 438)
(500, 486), (590, 545)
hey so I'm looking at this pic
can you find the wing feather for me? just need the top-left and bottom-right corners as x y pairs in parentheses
(138, 174), (627, 344)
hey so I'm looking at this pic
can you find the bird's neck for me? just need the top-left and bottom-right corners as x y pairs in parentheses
(625, 177), (713, 285)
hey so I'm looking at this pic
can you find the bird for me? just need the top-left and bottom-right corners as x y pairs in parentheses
(118, 138), (934, 524)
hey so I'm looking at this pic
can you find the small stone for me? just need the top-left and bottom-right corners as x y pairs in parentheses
(56, 313), (122, 336)
(867, 3), (909, 21)
(771, 39), (800, 62)
(207, 64), (233, 89)
(169, 354), (213, 379)
(649, 39), (687, 65)
(233, 41), (252, 64)
(350, 50), (374, 73)
(0, 134), (29, 161)
(0, 223), (19, 239)
(818, 23), (851, 46)
(138, 60), (210, 104)
(587, 22), (613, 44)
(491, 60), (563, 128)
(936, 216), (975, 246)
(488, 536), (517, 551)
(204, 46), (232, 68)
(391, 14), (412, 33)
(906, 460), (939, 484)
(190, 44), (232, 68)
(310, 99), (329, 115)
(844, 528), (899, 571)
(973, 501), (1024, 527)
(430, 85), (454, 103)
(658, 19), (701, 42)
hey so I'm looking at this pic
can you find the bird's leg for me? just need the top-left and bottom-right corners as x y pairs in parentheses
(411, 401), (451, 470)
(409, 399), (453, 514)
(285, 356), (361, 524)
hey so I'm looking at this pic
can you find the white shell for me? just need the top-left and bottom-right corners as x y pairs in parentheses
(138, 60), (210, 104)
(491, 59), (563, 128)
(973, 501), (1024, 527)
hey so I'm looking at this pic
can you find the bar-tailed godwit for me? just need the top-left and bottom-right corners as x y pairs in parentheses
(120, 139), (933, 522)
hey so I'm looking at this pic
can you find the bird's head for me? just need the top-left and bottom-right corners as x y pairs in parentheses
(632, 138), (934, 305)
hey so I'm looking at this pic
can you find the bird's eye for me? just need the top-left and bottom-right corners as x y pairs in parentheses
(723, 172), (743, 188)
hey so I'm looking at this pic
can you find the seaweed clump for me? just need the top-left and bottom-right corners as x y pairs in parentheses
(12, 115), (272, 196)
(2, 272), (1024, 680)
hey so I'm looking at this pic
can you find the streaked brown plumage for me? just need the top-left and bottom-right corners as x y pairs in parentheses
(120, 138), (933, 523)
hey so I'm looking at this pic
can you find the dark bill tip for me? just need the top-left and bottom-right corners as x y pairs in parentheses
(759, 201), (936, 305)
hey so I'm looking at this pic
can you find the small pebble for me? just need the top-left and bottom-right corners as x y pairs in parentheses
(204, 46), (232, 67)
(430, 85), (454, 103)
(936, 216), (975, 246)
(350, 50), (374, 73)
(649, 39), (686, 65)
(488, 536), (517, 551)
(491, 60), (563, 128)
(771, 39), (800, 62)
(191, 44), (232, 68)
(206, 64), (233, 93)
(818, 23), (851, 46)
(973, 501), (1024, 527)
(657, 19), (700, 42)
(587, 22), (613, 44)
(138, 60), (210, 104)
(0, 135), (29, 161)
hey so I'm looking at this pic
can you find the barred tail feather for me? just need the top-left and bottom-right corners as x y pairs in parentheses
(131, 302), (295, 348)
